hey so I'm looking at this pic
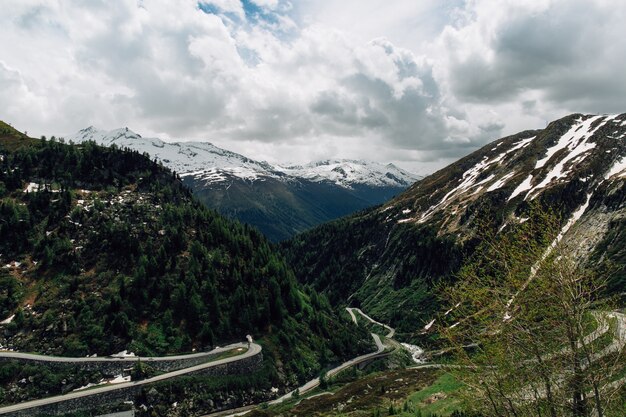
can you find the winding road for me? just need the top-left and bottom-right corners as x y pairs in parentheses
(205, 309), (397, 417)
(0, 346), (246, 365)
(0, 342), (261, 416)
(267, 308), (398, 405)
(346, 307), (395, 338)
(269, 332), (386, 405)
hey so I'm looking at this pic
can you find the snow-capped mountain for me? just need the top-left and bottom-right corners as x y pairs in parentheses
(67, 127), (419, 188)
(387, 113), (626, 234)
(67, 126), (420, 241)
(68, 126), (278, 183)
(284, 113), (626, 331)
(276, 160), (417, 188)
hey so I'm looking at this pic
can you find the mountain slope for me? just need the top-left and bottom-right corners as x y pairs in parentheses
(0, 127), (370, 387)
(67, 127), (420, 241)
(282, 113), (626, 339)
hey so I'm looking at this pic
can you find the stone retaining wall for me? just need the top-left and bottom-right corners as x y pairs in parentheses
(1, 351), (263, 417)
(0, 351), (231, 375)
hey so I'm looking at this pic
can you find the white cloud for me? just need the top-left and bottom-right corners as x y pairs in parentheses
(0, 0), (624, 173)
(249, 0), (280, 10)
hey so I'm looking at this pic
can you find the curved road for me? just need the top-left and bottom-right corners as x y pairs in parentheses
(0, 342), (261, 415)
(0, 347), (235, 364)
(205, 313), (394, 417)
(346, 308), (395, 338)
(269, 332), (386, 405)
(269, 307), (399, 405)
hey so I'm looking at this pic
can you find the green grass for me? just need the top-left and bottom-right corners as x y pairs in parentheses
(0, 121), (40, 152)
(407, 373), (464, 416)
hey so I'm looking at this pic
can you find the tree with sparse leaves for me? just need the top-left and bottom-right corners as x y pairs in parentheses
(441, 208), (625, 417)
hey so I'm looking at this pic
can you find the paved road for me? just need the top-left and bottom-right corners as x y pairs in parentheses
(204, 311), (395, 417)
(346, 308), (358, 325)
(0, 343), (261, 415)
(269, 332), (386, 405)
(346, 308), (395, 338)
(266, 309), (394, 406)
(0, 348), (231, 364)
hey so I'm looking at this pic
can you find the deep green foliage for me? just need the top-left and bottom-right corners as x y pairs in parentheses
(0, 362), (105, 406)
(282, 211), (463, 338)
(0, 132), (370, 384)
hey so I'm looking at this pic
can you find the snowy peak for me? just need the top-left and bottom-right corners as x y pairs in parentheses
(74, 126), (144, 145)
(67, 127), (279, 184)
(277, 159), (420, 188)
(67, 127), (420, 189)
(386, 113), (626, 232)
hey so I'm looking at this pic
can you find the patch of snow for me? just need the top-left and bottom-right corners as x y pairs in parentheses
(424, 319), (435, 330)
(508, 136), (536, 153)
(487, 172), (516, 192)
(73, 375), (131, 392)
(418, 136), (536, 221)
(0, 315), (15, 325)
(111, 350), (135, 358)
(508, 174), (534, 201)
(526, 137), (598, 200)
(397, 218), (413, 224)
(535, 116), (605, 169)
(605, 157), (626, 179)
(23, 182), (39, 193)
(109, 375), (131, 384)
(402, 209), (411, 214)
(444, 302), (461, 316)
(509, 115), (617, 201)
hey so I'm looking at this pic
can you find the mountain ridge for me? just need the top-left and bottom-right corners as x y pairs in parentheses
(67, 126), (421, 241)
(67, 126), (420, 189)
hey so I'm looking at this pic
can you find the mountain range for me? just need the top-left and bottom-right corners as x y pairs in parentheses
(1, 113), (625, 415)
(67, 127), (420, 241)
(283, 113), (626, 339)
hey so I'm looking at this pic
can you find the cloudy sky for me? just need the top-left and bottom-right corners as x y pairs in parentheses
(2, 0), (625, 173)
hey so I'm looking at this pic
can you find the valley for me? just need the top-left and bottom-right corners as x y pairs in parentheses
(4, 0), (626, 414)
(1, 113), (625, 416)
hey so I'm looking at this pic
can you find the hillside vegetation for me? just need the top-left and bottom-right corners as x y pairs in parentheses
(0, 125), (370, 388)
(283, 114), (626, 342)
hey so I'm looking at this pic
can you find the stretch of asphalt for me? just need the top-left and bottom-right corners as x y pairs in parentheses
(0, 347), (239, 364)
(346, 307), (395, 338)
(268, 332), (386, 405)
